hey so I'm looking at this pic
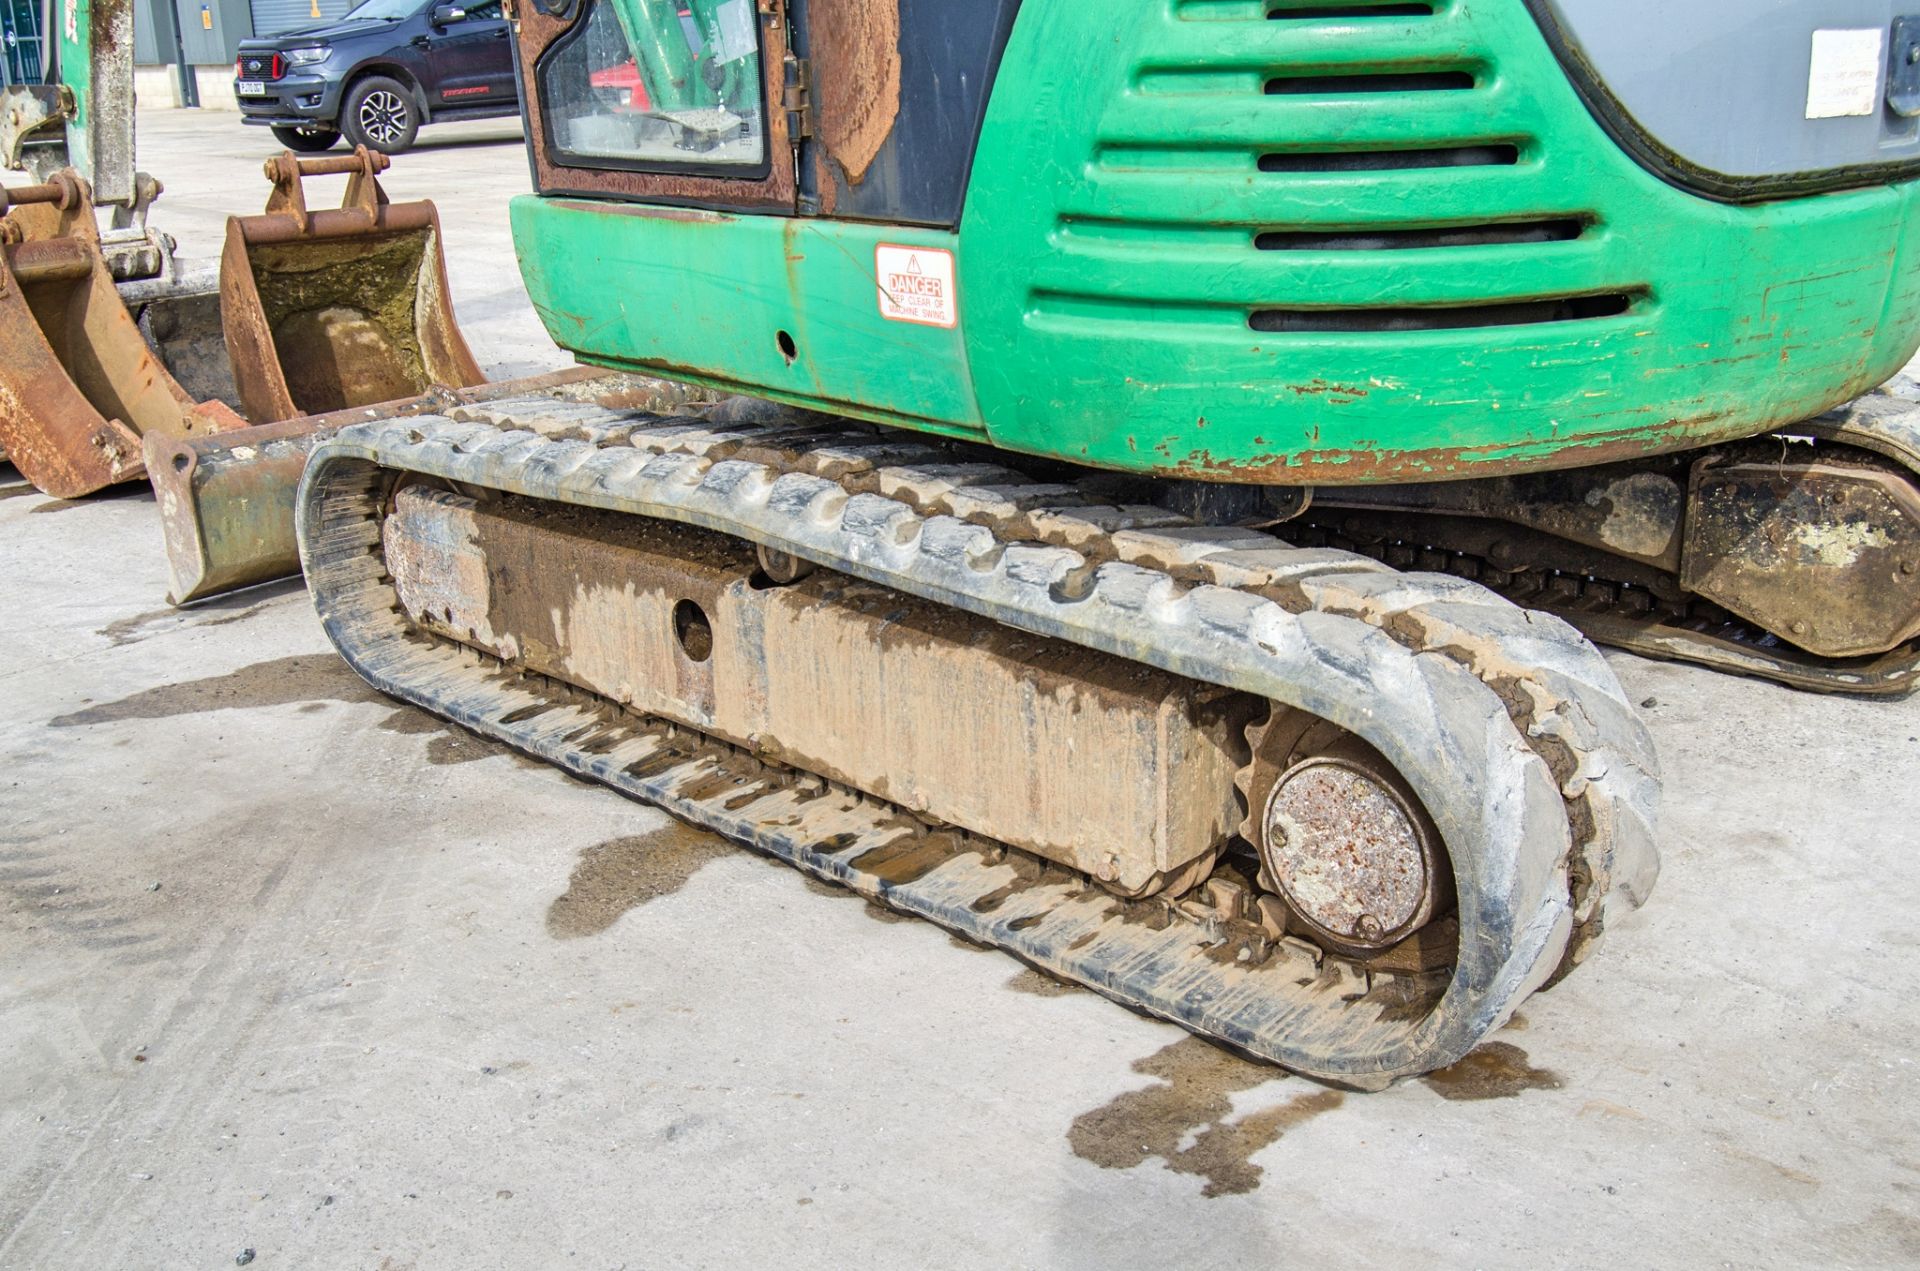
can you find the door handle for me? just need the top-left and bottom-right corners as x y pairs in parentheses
(410, 34), (431, 46)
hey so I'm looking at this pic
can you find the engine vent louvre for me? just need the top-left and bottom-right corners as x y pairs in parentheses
(1040, 1), (1647, 339)
(1268, 3), (1436, 17)
(1265, 71), (1474, 94)
(1250, 292), (1640, 333)
(1254, 219), (1587, 251)
(1257, 144), (1518, 173)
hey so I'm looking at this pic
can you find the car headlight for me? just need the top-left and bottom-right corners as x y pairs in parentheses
(284, 46), (329, 66)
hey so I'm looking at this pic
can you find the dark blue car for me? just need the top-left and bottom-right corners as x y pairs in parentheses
(233, 0), (517, 154)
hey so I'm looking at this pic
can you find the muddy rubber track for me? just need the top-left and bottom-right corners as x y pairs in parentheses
(297, 396), (1659, 1086)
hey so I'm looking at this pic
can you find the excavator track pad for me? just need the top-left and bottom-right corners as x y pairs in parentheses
(297, 395), (1660, 1087)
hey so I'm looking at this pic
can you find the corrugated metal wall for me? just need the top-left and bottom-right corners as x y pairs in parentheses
(134, 0), (255, 65)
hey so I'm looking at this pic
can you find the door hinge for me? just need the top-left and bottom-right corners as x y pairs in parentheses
(782, 55), (813, 141)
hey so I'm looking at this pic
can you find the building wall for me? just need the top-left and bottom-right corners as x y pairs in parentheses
(134, 0), (255, 108)
(134, 62), (241, 110)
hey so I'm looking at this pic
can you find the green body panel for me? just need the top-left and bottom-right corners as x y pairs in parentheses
(513, 199), (984, 436)
(513, 0), (1920, 485)
(57, 0), (94, 180)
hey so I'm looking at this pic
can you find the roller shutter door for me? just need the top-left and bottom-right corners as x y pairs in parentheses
(248, 0), (354, 39)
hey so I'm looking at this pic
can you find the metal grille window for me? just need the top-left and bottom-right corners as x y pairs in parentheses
(0, 0), (42, 84)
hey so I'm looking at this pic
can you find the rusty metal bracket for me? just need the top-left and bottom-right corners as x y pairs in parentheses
(0, 84), (77, 181)
(220, 146), (483, 424)
(0, 170), (245, 498)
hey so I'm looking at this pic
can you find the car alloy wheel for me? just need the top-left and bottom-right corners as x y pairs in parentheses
(357, 89), (411, 147)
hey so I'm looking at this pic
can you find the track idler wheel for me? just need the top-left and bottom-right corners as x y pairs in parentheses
(1237, 712), (1456, 969)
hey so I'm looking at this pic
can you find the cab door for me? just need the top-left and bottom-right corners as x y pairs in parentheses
(425, 0), (516, 107)
(511, 0), (795, 210)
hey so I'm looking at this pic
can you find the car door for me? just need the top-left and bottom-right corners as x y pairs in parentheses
(426, 0), (513, 107)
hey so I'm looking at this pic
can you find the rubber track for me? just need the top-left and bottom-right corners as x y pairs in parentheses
(296, 398), (1660, 1085)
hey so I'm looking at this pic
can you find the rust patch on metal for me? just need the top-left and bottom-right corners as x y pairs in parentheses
(1286, 379), (1370, 401)
(808, 0), (902, 186)
(1155, 412), (1749, 487)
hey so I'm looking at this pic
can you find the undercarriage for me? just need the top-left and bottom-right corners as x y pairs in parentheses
(1274, 384), (1920, 696)
(298, 392), (1659, 1087)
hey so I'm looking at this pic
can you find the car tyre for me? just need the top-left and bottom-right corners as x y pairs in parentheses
(340, 76), (420, 154)
(270, 124), (342, 153)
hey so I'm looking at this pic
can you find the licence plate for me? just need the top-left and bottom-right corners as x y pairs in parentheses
(236, 80), (267, 96)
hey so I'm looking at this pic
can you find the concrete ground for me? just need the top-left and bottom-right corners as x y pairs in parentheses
(3, 108), (1919, 1270)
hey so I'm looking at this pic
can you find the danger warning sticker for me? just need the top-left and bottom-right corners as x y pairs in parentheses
(875, 245), (957, 329)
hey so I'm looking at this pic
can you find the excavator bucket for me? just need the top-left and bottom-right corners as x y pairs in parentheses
(0, 171), (243, 499)
(220, 147), (484, 423)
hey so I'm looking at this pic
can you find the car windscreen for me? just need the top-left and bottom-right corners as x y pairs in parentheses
(341, 0), (420, 20)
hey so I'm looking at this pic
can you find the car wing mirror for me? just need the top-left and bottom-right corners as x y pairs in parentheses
(429, 2), (467, 24)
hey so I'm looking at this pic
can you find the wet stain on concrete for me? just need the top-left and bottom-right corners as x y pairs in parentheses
(1421, 1042), (1564, 1101)
(862, 899), (911, 924)
(546, 822), (734, 939)
(796, 873), (911, 924)
(1068, 1036), (1343, 1197)
(28, 498), (87, 515)
(375, 705), (542, 768)
(49, 653), (380, 726)
(96, 601), (273, 649)
(1006, 967), (1079, 997)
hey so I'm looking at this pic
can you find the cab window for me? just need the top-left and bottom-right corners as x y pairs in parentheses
(539, 0), (765, 170)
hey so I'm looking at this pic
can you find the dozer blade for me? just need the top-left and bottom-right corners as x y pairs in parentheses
(220, 147), (483, 424)
(147, 368), (711, 604)
(0, 172), (244, 499)
(297, 395), (1662, 1087)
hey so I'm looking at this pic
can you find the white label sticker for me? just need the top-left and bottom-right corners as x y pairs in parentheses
(1807, 27), (1885, 119)
(875, 245), (957, 329)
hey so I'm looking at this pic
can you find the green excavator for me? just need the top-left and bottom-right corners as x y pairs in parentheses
(295, 0), (1920, 1086)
